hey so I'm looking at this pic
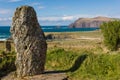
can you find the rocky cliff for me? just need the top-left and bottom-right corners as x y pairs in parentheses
(69, 16), (113, 28)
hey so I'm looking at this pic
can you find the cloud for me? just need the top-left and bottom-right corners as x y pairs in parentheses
(0, 9), (12, 14)
(38, 16), (61, 21)
(38, 14), (98, 22)
(38, 15), (75, 22)
(108, 13), (120, 18)
(31, 2), (45, 9)
(8, 0), (22, 2)
(0, 15), (74, 22)
(62, 16), (74, 21)
(0, 14), (116, 22)
(0, 14), (120, 26)
(31, 2), (40, 6)
(0, 17), (12, 21)
(38, 6), (45, 9)
(37, 14), (115, 25)
(0, 17), (12, 26)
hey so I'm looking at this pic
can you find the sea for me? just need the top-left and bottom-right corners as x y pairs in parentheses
(0, 26), (99, 41)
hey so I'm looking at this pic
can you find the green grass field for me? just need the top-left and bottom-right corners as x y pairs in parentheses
(46, 48), (120, 80)
(1, 48), (120, 80)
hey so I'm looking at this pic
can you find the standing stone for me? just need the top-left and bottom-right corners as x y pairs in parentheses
(5, 40), (11, 52)
(10, 6), (47, 77)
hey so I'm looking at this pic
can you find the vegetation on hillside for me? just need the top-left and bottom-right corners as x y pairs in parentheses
(100, 21), (120, 51)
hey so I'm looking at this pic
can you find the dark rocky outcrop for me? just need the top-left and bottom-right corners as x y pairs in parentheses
(69, 16), (113, 28)
(45, 33), (71, 40)
(5, 40), (11, 52)
(10, 6), (47, 77)
(45, 34), (54, 40)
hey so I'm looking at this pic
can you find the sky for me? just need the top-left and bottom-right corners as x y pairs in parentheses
(0, 0), (120, 26)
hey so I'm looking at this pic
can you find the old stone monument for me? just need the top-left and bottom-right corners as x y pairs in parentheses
(10, 6), (47, 77)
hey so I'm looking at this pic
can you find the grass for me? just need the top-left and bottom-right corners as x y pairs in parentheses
(45, 48), (78, 71)
(46, 48), (120, 80)
(0, 47), (120, 80)
(45, 30), (102, 38)
(0, 51), (16, 77)
(46, 30), (104, 52)
(70, 53), (120, 80)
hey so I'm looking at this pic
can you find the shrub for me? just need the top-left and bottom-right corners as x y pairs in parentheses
(100, 21), (120, 51)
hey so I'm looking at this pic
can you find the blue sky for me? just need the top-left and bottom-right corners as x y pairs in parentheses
(0, 0), (120, 26)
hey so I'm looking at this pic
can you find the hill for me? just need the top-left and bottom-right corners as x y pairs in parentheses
(69, 16), (118, 28)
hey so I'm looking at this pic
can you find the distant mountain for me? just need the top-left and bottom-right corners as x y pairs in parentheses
(69, 16), (119, 28)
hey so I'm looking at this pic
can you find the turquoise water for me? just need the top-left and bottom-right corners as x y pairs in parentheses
(0, 26), (99, 40)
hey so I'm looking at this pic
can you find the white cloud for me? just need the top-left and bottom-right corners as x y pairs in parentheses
(114, 15), (120, 18)
(8, 0), (22, 2)
(38, 6), (45, 9)
(0, 9), (11, 14)
(0, 18), (2, 21)
(0, 14), (116, 22)
(62, 16), (74, 21)
(38, 15), (76, 21)
(37, 14), (117, 22)
(31, 2), (45, 10)
(0, 14), (120, 26)
(109, 13), (120, 18)
(31, 2), (40, 6)
(38, 16), (61, 21)
(0, 17), (12, 21)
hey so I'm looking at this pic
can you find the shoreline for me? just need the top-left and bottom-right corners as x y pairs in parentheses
(0, 39), (7, 41)
(0, 30), (100, 41)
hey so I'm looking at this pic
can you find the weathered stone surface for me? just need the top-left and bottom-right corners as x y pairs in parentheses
(1, 72), (68, 80)
(10, 6), (47, 77)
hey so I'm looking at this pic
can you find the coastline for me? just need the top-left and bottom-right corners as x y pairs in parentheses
(0, 30), (100, 41)
(0, 39), (7, 41)
(0, 30), (102, 52)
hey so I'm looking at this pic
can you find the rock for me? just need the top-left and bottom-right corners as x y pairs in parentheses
(45, 34), (54, 40)
(69, 16), (113, 28)
(10, 6), (47, 77)
(1, 72), (68, 80)
(45, 33), (71, 40)
(5, 40), (11, 52)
